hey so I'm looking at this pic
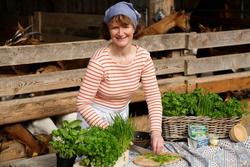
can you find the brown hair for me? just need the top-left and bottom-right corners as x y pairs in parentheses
(99, 15), (144, 40)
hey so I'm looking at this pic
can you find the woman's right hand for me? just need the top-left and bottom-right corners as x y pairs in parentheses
(151, 132), (164, 154)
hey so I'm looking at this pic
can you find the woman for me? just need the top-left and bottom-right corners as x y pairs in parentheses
(76, 1), (164, 154)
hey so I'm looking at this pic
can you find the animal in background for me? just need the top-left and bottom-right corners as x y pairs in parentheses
(143, 10), (191, 35)
(198, 24), (222, 33)
(2, 22), (44, 75)
(5, 22), (42, 46)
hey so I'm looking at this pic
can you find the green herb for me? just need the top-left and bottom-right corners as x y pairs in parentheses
(162, 88), (248, 118)
(145, 153), (180, 165)
(49, 120), (83, 159)
(78, 126), (121, 167)
(106, 115), (135, 152)
(78, 115), (135, 167)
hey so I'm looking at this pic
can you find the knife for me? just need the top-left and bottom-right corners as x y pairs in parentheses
(130, 144), (152, 155)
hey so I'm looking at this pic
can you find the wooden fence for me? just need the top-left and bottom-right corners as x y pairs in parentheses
(1, 29), (250, 126)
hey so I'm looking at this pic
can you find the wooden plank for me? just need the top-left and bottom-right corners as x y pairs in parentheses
(0, 39), (107, 67)
(155, 56), (195, 75)
(187, 71), (250, 93)
(0, 77), (189, 125)
(0, 56), (193, 97)
(0, 69), (85, 97)
(185, 53), (250, 75)
(0, 153), (56, 167)
(187, 29), (250, 49)
(0, 33), (186, 67)
(137, 33), (187, 52)
(0, 91), (77, 125)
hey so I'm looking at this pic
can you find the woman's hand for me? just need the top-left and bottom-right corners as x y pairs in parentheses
(151, 132), (164, 154)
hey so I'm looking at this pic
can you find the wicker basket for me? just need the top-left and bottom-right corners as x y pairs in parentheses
(162, 116), (241, 141)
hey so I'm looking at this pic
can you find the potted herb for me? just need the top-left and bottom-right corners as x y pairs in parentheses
(106, 115), (135, 152)
(50, 120), (83, 167)
(76, 115), (134, 167)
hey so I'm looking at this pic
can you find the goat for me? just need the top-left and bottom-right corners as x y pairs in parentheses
(5, 22), (41, 46)
(143, 10), (191, 35)
(2, 23), (43, 75)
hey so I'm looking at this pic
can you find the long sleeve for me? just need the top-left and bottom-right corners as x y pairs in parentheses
(141, 56), (162, 134)
(76, 46), (162, 131)
(76, 59), (108, 128)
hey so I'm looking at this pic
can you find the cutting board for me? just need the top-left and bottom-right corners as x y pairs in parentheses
(131, 145), (182, 167)
(133, 152), (182, 167)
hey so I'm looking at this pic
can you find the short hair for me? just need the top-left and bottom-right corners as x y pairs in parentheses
(99, 15), (144, 40)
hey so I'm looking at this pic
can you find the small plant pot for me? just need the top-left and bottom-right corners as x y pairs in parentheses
(133, 131), (151, 148)
(56, 154), (76, 167)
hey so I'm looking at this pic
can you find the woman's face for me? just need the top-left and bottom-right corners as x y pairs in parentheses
(108, 22), (134, 48)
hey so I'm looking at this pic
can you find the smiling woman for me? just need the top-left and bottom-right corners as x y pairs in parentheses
(76, 1), (165, 155)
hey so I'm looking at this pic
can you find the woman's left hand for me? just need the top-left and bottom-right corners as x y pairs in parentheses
(151, 132), (164, 154)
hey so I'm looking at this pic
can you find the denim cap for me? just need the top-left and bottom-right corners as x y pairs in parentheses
(104, 1), (141, 28)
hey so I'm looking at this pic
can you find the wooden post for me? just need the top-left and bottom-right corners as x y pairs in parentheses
(148, 0), (175, 25)
(33, 12), (43, 41)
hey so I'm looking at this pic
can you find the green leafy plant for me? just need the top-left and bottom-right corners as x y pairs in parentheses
(162, 88), (248, 118)
(49, 120), (84, 159)
(78, 126), (121, 167)
(106, 115), (135, 152)
(78, 115), (135, 167)
(162, 89), (200, 116)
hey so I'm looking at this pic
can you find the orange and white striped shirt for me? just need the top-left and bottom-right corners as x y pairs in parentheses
(76, 45), (162, 133)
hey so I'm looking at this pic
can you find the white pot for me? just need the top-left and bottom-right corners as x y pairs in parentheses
(114, 150), (129, 167)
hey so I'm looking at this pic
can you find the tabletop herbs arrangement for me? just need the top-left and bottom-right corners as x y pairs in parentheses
(161, 88), (248, 141)
(50, 115), (134, 167)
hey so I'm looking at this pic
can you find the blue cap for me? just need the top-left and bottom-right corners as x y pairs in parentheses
(104, 1), (141, 28)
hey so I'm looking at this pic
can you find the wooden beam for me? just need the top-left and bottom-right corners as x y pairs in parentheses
(187, 71), (250, 93)
(0, 153), (56, 167)
(0, 77), (189, 125)
(187, 29), (250, 49)
(185, 53), (250, 75)
(155, 55), (195, 75)
(0, 69), (85, 97)
(0, 33), (186, 67)
(0, 91), (77, 125)
(0, 40), (106, 67)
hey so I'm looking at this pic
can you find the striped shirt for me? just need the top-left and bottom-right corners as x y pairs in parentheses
(76, 45), (162, 133)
